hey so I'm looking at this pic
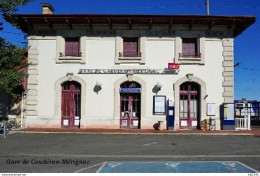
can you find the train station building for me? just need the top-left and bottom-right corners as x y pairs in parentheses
(11, 3), (255, 130)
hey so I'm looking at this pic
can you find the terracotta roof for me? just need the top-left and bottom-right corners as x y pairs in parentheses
(10, 14), (256, 37)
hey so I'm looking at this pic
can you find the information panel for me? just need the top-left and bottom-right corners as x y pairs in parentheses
(207, 103), (216, 116)
(224, 104), (234, 120)
(153, 95), (166, 115)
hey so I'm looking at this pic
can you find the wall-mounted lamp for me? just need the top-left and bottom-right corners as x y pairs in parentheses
(66, 73), (73, 81)
(96, 80), (103, 88)
(94, 80), (103, 93)
(156, 81), (163, 90)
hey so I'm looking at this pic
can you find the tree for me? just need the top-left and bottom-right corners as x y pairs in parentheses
(1, 0), (35, 26)
(0, 0), (34, 100)
(0, 39), (28, 99)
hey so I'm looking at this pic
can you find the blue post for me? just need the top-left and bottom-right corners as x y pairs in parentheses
(168, 99), (174, 130)
(3, 119), (7, 138)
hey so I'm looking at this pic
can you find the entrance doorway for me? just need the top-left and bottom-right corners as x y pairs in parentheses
(61, 81), (81, 128)
(120, 81), (141, 129)
(179, 82), (200, 129)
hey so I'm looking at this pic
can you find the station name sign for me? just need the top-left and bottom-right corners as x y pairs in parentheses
(78, 69), (179, 74)
(120, 88), (141, 93)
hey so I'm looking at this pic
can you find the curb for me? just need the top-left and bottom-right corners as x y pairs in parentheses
(9, 130), (254, 136)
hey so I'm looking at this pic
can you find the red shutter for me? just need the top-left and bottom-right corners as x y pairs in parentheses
(182, 38), (198, 57)
(123, 38), (138, 57)
(65, 38), (80, 56)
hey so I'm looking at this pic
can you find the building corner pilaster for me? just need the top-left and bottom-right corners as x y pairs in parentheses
(25, 39), (39, 127)
(222, 38), (234, 103)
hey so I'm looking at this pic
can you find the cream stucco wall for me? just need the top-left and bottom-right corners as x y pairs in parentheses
(29, 35), (226, 130)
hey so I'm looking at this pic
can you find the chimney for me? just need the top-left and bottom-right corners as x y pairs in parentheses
(40, 3), (55, 14)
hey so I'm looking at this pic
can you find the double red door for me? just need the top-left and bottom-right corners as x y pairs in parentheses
(120, 93), (140, 129)
(179, 83), (199, 129)
(61, 82), (81, 128)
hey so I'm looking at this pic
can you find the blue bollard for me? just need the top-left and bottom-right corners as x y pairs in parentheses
(3, 120), (7, 138)
(168, 99), (174, 130)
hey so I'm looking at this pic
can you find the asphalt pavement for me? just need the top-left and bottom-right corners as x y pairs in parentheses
(0, 133), (259, 173)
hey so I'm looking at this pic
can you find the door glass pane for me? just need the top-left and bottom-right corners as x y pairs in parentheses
(180, 100), (184, 112)
(62, 94), (70, 117)
(121, 95), (129, 118)
(74, 93), (81, 117)
(190, 98), (197, 118)
(180, 97), (188, 119)
(190, 100), (194, 118)
(184, 99), (188, 112)
(74, 83), (81, 90)
(131, 94), (140, 118)
(63, 84), (70, 90)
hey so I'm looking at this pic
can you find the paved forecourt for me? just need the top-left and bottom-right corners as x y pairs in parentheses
(1, 133), (260, 173)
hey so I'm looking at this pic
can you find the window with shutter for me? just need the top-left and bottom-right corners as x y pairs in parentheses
(56, 35), (86, 64)
(181, 38), (200, 58)
(175, 30), (205, 64)
(65, 37), (81, 57)
(115, 30), (146, 64)
(123, 38), (139, 57)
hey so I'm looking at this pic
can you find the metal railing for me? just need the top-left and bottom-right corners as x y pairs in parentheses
(235, 101), (260, 127)
(235, 118), (248, 130)
(119, 52), (142, 57)
(179, 53), (201, 58)
(235, 113), (251, 130)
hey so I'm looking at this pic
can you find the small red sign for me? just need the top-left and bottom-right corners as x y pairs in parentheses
(168, 63), (180, 70)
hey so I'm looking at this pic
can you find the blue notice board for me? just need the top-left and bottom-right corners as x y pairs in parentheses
(223, 103), (235, 125)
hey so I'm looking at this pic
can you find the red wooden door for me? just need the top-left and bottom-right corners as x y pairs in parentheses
(120, 81), (141, 129)
(179, 83), (199, 129)
(61, 82), (81, 128)
(120, 93), (140, 129)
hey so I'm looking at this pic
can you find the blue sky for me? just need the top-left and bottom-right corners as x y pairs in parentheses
(1, 0), (260, 101)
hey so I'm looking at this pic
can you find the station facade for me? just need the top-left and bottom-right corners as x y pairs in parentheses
(12, 3), (255, 130)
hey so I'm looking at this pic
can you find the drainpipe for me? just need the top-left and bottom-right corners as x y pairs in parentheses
(21, 90), (28, 129)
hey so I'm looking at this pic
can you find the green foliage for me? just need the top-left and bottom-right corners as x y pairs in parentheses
(0, 0), (33, 100)
(0, 38), (28, 99)
(0, 0), (34, 14)
(0, 0), (35, 26)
